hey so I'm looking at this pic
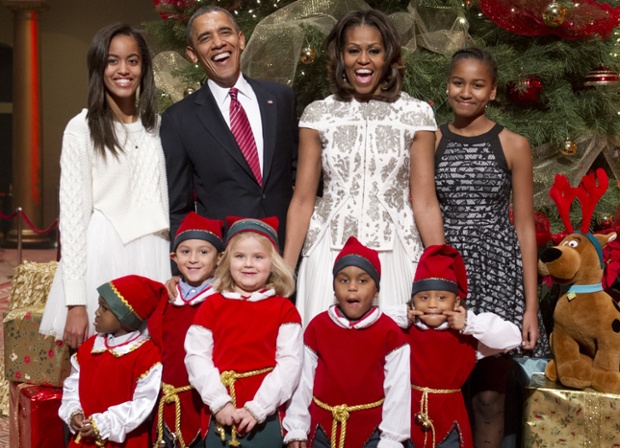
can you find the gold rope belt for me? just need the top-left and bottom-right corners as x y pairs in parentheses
(411, 384), (461, 448)
(216, 367), (274, 447)
(154, 382), (193, 448)
(312, 396), (384, 448)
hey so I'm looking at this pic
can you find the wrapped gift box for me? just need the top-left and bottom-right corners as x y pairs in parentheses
(4, 306), (71, 387)
(523, 373), (620, 447)
(9, 382), (64, 448)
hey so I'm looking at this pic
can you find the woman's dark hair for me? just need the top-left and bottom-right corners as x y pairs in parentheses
(86, 23), (156, 157)
(325, 9), (404, 102)
(450, 47), (498, 85)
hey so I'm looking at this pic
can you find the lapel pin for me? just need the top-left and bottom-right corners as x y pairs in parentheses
(267, 100), (273, 104)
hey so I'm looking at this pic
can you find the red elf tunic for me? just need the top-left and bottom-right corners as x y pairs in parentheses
(148, 282), (217, 445)
(187, 289), (303, 436)
(67, 333), (162, 448)
(406, 324), (476, 448)
(305, 307), (409, 448)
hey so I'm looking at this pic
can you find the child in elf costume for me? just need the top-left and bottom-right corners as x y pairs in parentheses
(148, 212), (224, 447)
(59, 275), (165, 447)
(283, 236), (411, 448)
(385, 244), (521, 448)
(184, 216), (303, 447)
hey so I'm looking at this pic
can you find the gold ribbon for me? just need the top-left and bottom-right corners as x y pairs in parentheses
(531, 134), (620, 208)
(411, 384), (461, 448)
(239, 0), (469, 86)
(312, 396), (385, 448)
(153, 382), (193, 448)
(216, 367), (274, 447)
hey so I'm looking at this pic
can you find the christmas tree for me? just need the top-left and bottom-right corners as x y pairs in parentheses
(146, 0), (620, 235)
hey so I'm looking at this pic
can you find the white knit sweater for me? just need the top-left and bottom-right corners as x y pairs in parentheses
(58, 109), (169, 306)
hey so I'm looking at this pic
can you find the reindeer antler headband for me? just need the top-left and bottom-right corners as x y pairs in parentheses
(548, 168), (609, 268)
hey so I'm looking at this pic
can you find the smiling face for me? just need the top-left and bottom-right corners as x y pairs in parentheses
(172, 239), (219, 287)
(103, 34), (142, 111)
(447, 58), (497, 121)
(333, 265), (378, 320)
(342, 24), (386, 101)
(228, 234), (273, 295)
(411, 290), (460, 328)
(186, 10), (245, 88)
(94, 296), (125, 336)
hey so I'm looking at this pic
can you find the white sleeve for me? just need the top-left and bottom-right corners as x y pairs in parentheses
(283, 345), (317, 444)
(58, 353), (82, 429)
(378, 344), (411, 447)
(244, 323), (304, 422)
(184, 324), (232, 413)
(155, 129), (170, 229)
(90, 363), (162, 442)
(381, 305), (410, 329)
(58, 122), (93, 307)
(462, 310), (522, 359)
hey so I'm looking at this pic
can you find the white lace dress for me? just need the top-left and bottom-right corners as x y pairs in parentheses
(295, 93), (437, 325)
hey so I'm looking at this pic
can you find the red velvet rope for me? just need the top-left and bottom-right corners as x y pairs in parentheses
(0, 209), (58, 235)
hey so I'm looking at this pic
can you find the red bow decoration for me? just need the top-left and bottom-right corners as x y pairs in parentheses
(478, 0), (620, 40)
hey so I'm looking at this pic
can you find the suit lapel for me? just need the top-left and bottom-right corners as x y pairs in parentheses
(194, 85), (255, 180)
(249, 79), (276, 186)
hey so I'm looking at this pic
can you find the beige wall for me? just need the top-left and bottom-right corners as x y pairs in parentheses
(0, 0), (161, 228)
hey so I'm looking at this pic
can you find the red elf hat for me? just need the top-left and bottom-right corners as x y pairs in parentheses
(225, 216), (279, 250)
(333, 236), (381, 290)
(97, 275), (167, 331)
(174, 212), (224, 252)
(411, 244), (468, 299)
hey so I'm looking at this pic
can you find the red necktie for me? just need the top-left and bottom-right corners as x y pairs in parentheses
(229, 88), (262, 186)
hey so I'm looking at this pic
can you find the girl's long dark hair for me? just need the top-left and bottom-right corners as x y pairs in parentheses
(86, 23), (156, 157)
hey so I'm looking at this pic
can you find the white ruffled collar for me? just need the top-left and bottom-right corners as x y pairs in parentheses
(327, 304), (381, 329)
(221, 288), (276, 302)
(92, 331), (150, 357)
(172, 280), (216, 306)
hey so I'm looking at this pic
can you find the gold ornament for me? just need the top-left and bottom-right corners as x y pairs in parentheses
(561, 139), (577, 156)
(598, 213), (614, 228)
(421, 420), (432, 432)
(542, 2), (568, 27)
(300, 47), (316, 65)
(583, 66), (620, 87)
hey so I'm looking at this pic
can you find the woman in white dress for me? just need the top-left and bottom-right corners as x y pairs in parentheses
(40, 23), (171, 349)
(284, 9), (444, 325)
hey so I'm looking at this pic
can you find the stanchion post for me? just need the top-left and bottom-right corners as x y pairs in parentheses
(17, 207), (23, 265)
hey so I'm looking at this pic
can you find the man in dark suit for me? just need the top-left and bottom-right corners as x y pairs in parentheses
(161, 5), (297, 251)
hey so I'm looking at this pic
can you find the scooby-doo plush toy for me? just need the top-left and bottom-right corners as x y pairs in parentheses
(540, 168), (620, 394)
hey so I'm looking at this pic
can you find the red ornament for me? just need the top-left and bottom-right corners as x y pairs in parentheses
(507, 75), (542, 105)
(583, 66), (620, 87)
(152, 0), (192, 21)
(478, 0), (620, 40)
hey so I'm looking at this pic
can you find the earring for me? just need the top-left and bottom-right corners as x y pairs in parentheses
(381, 80), (389, 91)
(445, 89), (449, 94)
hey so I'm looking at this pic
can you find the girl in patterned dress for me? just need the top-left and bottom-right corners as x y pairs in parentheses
(284, 9), (444, 325)
(434, 48), (547, 448)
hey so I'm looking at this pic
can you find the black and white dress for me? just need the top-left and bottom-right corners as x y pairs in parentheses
(435, 123), (548, 356)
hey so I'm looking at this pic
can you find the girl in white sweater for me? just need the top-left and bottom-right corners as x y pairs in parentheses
(41, 23), (171, 349)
